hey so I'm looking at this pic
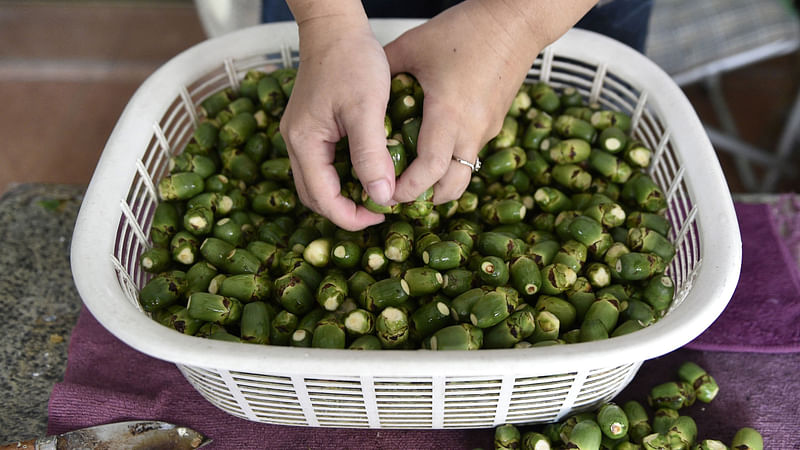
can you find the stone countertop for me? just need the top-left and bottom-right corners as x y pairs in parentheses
(0, 183), (85, 443)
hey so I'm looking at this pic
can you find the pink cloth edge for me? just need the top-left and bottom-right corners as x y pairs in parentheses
(683, 341), (800, 354)
(767, 195), (800, 294)
(683, 201), (800, 353)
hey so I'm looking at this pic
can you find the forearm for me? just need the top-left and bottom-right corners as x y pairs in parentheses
(280, 0), (394, 230)
(495, 0), (600, 40)
(286, 0), (375, 68)
(285, 0), (367, 26)
(465, 0), (599, 62)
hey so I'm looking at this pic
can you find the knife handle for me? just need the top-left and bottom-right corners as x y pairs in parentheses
(1, 436), (58, 450)
(1, 438), (37, 449)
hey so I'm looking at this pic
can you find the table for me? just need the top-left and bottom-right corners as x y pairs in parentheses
(1, 183), (798, 448)
(0, 184), (84, 440)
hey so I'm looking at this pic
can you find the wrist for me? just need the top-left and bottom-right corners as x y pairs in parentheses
(287, 0), (372, 57)
(286, 0), (367, 27)
(462, 0), (598, 60)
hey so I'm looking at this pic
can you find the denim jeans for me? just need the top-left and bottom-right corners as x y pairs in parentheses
(261, 0), (653, 52)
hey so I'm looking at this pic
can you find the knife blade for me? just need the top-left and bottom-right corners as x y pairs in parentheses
(0, 420), (212, 450)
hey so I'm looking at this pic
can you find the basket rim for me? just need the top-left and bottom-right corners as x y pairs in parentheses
(70, 19), (742, 377)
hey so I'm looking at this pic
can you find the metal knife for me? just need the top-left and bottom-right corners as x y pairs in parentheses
(0, 420), (212, 450)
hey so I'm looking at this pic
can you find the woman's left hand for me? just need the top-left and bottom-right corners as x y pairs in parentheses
(384, 0), (596, 204)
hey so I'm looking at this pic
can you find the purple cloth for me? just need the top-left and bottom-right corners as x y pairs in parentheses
(48, 309), (493, 449)
(48, 309), (800, 449)
(615, 350), (800, 450)
(685, 202), (800, 353)
(48, 201), (800, 448)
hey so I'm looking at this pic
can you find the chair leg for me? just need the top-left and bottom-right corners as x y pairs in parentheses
(703, 126), (796, 176)
(761, 89), (800, 191)
(704, 75), (760, 191)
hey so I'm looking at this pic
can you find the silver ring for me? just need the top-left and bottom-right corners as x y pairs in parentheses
(453, 155), (481, 172)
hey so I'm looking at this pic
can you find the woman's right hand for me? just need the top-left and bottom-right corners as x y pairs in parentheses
(281, 1), (395, 231)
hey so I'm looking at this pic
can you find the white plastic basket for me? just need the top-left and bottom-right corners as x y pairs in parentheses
(71, 20), (742, 429)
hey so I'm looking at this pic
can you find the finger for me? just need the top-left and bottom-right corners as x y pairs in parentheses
(393, 99), (458, 203)
(430, 116), (486, 203)
(339, 99), (396, 207)
(432, 157), (474, 205)
(286, 154), (313, 211)
(288, 141), (385, 231)
(383, 36), (411, 75)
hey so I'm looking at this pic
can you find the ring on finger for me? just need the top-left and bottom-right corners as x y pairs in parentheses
(452, 155), (481, 172)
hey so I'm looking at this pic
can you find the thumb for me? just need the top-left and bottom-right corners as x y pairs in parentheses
(383, 32), (414, 75)
(339, 103), (396, 206)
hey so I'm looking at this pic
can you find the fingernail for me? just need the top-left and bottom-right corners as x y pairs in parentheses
(367, 179), (392, 206)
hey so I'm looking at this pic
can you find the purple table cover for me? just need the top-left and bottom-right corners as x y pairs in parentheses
(48, 201), (800, 449)
(684, 203), (800, 353)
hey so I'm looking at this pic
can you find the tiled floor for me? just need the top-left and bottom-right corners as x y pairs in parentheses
(682, 52), (800, 194)
(0, 2), (206, 195)
(1, 1), (798, 196)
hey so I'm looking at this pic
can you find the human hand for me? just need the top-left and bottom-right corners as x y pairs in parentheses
(384, 0), (596, 204)
(281, 3), (395, 231)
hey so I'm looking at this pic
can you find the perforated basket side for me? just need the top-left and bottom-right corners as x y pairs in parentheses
(538, 51), (703, 308)
(178, 361), (642, 428)
(110, 52), (297, 293)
